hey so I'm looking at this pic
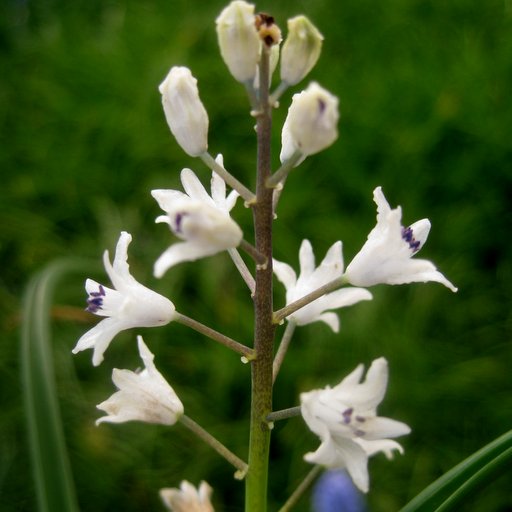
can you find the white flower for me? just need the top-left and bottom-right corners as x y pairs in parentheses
(72, 232), (176, 366)
(301, 357), (411, 493)
(273, 240), (372, 332)
(159, 66), (209, 157)
(280, 15), (324, 86)
(280, 82), (339, 163)
(152, 157), (242, 277)
(160, 481), (214, 512)
(345, 187), (458, 291)
(216, 0), (260, 83)
(96, 336), (184, 425)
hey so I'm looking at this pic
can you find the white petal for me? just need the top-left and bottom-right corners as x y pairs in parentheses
(273, 259), (297, 290)
(154, 241), (219, 277)
(355, 438), (405, 460)
(316, 312), (340, 332)
(151, 189), (188, 212)
(298, 239), (315, 279)
(363, 416), (411, 440)
(180, 168), (215, 205)
(308, 241), (343, 285)
(72, 317), (126, 366)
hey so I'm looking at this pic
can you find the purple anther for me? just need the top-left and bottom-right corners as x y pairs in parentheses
(402, 226), (421, 253)
(342, 408), (353, 424)
(354, 429), (365, 437)
(174, 212), (187, 234)
(355, 416), (366, 423)
(86, 284), (106, 313)
(318, 98), (326, 113)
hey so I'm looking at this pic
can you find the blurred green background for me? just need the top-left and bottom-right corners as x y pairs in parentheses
(1, 0), (511, 510)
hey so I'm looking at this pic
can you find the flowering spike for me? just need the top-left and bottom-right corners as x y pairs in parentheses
(345, 187), (458, 291)
(301, 358), (411, 493)
(273, 240), (372, 331)
(280, 15), (323, 86)
(72, 232), (176, 366)
(280, 82), (339, 163)
(152, 164), (242, 277)
(159, 66), (209, 157)
(216, 1), (261, 83)
(96, 336), (184, 425)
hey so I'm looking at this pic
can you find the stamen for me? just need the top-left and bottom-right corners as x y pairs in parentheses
(354, 429), (365, 437)
(355, 415), (366, 423)
(174, 212), (187, 234)
(318, 98), (326, 114)
(86, 284), (106, 313)
(402, 226), (421, 252)
(342, 407), (353, 424)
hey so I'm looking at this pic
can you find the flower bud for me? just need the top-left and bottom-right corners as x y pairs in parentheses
(280, 15), (323, 86)
(159, 66), (209, 157)
(216, 1), (260, 83)
(284, 82), (339, 156)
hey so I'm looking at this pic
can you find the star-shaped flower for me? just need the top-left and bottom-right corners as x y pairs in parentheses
(301, 357), (411, 493)
(152, 157), (242, 277)
(72, 231), (176, 366)
(96, 336), (184, 425)
(345, 187), (457, 291)
(273, 240), (372, 332)
(160, 480), (214, 512)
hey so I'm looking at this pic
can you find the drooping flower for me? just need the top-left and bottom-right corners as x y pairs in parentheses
(280, 82), (339, 165)
(273, 240), (372, 332)
(345, 187), (457, 291)
(152, 156), (242, 277)
(96, 336), (184, 425)
(216, 0), (260, 83)
(280, 15), (324, 86)
(301, 357), (411, 493)
(159, 66), (209, 157)
(72, 232), (176, 366)
(160, 480), (214, 512)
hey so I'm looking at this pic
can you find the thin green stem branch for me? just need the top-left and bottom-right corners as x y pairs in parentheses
(228, 248), (255, 294)
(272, 321), (296, 384)
(266, 151), (303, 189)
(200, 152), (256, 205)
(179, 414), (248, 479)
(273, 275), (348, 324)
(269, 80), (290, 107)
(277, 466), (323, 512)
(266, 406), (301, 423)
(240, 239), (268, 268)
(174, 312), (255, 359)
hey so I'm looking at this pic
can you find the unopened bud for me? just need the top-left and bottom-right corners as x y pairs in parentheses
(159, 67), (209, 157)
(280, 16), (323, 86)
(216, 1), (260, 83)
(283, 82), (339, 157)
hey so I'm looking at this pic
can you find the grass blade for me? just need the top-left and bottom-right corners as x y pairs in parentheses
(21, 260), (85, 512)
(400, 429), (512, 512)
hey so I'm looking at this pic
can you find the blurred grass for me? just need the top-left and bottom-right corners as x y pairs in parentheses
(1, 0), (511, 510)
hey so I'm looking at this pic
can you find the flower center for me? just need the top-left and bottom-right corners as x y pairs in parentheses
(87, 284), (106, 313)
(342, 407), (366, 437)
(402, 226), (421, 253)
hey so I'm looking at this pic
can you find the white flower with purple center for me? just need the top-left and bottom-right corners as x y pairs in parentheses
(72, 231), (176, 366)
(345, 187), (457, 291)
(152, 157), (242, 277)
(301, 357), (411, 493)
(273, 240), (372, 332)
(96, 336), (183, 426)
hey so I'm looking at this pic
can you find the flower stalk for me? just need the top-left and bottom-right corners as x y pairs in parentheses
(179, 414), (248, 478)
(245, 42), (276, 512)
(174, 312), (255, 359)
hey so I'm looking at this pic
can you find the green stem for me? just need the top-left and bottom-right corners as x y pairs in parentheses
(272, 321), (296, 384)
(266, 150), (303, 189)
(277, 466), (323, 512)
(269, 80), (290, 107)
(174, 312), (255, 360)
(266, 406), (301, 423)
(179, 414), (248, 479)
(228, 248), (255, 294)
(245, 43), (275, 512)
(240, 239), (268, 268)
(273, 275), (348, 324)
(200, 152), (256, 205)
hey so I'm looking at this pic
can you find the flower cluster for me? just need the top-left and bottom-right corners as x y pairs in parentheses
(71, 0), (458, 507)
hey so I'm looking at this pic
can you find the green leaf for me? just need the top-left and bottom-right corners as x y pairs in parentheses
(399, 429), (512, 512)
(21, 260), (88, 512)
